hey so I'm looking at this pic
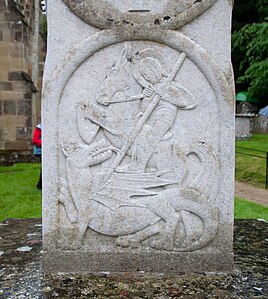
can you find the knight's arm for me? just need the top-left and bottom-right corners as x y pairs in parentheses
(97, 94), (144, 105)
(160, 84), (197, 110)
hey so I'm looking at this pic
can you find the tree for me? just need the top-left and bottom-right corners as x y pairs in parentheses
(232, 0), (268, 106)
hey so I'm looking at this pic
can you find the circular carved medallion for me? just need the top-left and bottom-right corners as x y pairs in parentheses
(62, 0), (217, 29)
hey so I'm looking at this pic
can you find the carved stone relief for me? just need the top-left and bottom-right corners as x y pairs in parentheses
(61, 0), (217, 29)
(43, 0), (234, 273)
(56, 38), (229, 252)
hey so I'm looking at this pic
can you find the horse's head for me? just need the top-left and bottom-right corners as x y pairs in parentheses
(97, 46), (132, 106)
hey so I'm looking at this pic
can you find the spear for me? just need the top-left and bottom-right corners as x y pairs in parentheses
(98, 52), (187, 190)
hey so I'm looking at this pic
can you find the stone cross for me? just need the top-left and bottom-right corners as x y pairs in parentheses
(42, 0), (235, 273)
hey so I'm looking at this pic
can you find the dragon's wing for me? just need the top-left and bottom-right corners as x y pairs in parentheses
(111, 171), (176, 189)
(98, 171), (176, 203)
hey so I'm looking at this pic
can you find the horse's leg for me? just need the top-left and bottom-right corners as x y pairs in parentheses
(70, 209), (91, 249)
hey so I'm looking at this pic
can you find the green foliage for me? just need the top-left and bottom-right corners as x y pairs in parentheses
(0, 163), (42, 221)
(232, 0), (268, 105)
(234, 197), (268, 221)
(235, 134), (268, 188)
(232, 21), (268, 101)
(236, 134), (268, 151)
(256, 0), (268, 22)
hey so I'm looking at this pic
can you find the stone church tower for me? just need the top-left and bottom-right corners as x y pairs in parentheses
(0, 0), (45, 164)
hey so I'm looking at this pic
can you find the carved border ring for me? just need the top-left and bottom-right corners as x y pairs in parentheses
(61, 0), (217, 29)
(45, 28), (232, 107)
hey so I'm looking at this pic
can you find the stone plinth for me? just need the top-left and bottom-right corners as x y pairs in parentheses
(43, 0), (235, 273)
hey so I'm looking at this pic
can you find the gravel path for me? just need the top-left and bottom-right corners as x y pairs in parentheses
(235, 181), (268, 207)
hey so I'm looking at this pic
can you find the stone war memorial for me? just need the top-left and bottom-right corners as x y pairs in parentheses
(42, 0), (235, 273)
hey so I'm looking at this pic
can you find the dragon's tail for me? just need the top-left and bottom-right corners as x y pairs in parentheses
(172, 143), (220, 251)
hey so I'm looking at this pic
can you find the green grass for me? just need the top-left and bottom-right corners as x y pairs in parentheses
(0, 163), (267, 222)
(0, 163), (42, 221)
(236, 134), (268, 188)
(234, 197), (268, 221)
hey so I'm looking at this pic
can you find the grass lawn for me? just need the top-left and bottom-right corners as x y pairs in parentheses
(234, 197), (268, 221)
(0, 163), (267, 222)
(236, 134), (268, 188)
(0, 163), (42, 221)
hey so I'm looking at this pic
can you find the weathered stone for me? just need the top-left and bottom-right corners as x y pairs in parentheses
(43, 0), (235, 273)
(3, 100), (16, 115)
(15, 31), (22, 42)
(16, 127), (32, 141)
(30, 83), (38, 92)
(5, 141), (27, 150)
(4, 10), (20, 22)
(253, 115), (268, 134)
(5, 115), (26, 127)
(8, 71), (24, 81)
(9, 43), (23, 57)
(0, 57), (11, 71)
(0, 71), (8, 81)
(0, 128), (10, 141)
(10, 57), (24, 71)
(0, 141), (5, 150)
(0, 81), (12, 91)
(0, 43), (9, 56)
(13, 81), (29, 91)
(24, 91), (32, 99)
(0, 0), (45, 159)
(0, 91), (24, 100)
(22, 71), (33, 82)
(25, 115), (32, 127)
(235, 114), (254, 139)
(17, 99), (31, 115)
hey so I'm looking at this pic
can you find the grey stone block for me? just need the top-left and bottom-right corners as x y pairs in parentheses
(17, 99), (31, 116)
(42, 0), (235, 273)
(16, 127), (32, 141)
(0, 81), (13, 91)
(4, 100), (16, 115)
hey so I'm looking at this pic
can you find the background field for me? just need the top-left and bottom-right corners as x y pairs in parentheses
(235, 134), (268, 189)
(0, 163), (42, 221)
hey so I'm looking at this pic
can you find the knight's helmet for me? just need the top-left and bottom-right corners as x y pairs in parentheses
(139, 57), (169, 84)
(132, 48), (170, 88)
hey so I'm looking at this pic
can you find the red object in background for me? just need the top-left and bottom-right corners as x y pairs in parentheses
(32, 127), (42, 147)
